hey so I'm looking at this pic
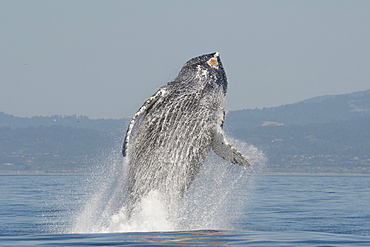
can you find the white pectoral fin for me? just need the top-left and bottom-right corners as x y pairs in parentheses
(122, 88), (166, 157)
(212, 128), (251, 167)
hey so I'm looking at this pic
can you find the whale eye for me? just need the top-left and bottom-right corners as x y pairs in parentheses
(208, 58), (218, 67)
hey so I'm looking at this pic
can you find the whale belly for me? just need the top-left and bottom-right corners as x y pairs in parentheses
(127, 96), (220, 203)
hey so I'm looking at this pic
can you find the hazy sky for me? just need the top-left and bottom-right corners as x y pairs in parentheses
(1, 1), (370, 119)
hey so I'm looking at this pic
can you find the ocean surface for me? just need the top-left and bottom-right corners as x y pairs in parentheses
(1, 172), (370, 246)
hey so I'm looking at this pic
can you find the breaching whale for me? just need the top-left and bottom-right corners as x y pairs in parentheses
(122, 52), (250, 210)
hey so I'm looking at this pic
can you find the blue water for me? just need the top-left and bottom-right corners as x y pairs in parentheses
(1, 174), (370, 246)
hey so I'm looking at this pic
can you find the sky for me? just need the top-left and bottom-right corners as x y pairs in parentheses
(1, 1), (370, 119)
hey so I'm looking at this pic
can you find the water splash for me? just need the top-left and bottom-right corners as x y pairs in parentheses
(49, 53), (266, 233)
(178, 140), (266, 230)
(68, 141), (266, 233)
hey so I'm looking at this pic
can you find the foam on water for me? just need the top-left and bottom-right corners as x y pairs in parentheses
(67, 141), (266, 234)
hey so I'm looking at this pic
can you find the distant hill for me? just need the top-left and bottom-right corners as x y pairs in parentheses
(0, 113), (128, 173)
(0, 112), (127, 132)
(227, 89), (370, 129)
(225, 89), (370, 174)
(1, 89), (369, 174)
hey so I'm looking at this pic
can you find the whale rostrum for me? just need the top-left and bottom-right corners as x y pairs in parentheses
(122, 52), (251, 209)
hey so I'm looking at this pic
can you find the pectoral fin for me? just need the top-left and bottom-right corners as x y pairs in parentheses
(122, 88), (166, 157)
(212, 127), (251, 167)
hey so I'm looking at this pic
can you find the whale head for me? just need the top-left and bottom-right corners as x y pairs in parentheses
(172, 52), (228, 95)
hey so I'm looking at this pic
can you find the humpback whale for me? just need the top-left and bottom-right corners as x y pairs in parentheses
(123, 52), (250, 210)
